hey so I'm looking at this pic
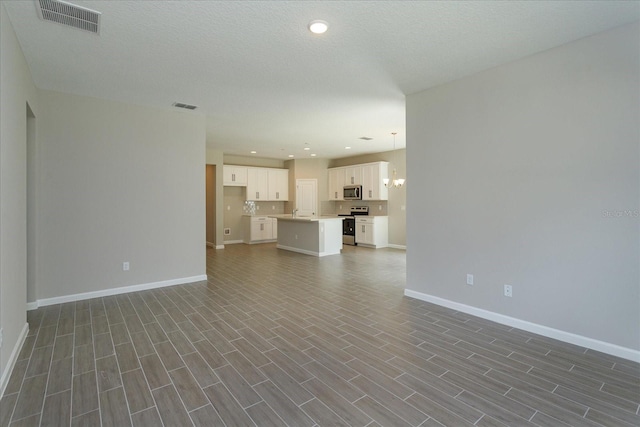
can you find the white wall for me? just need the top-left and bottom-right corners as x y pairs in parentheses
(407, 23), (639, 356)
(34, 90), (206, 302)
(0, 2), (39, 390)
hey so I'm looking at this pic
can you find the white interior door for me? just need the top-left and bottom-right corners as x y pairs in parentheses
(296, 179), (317, 217)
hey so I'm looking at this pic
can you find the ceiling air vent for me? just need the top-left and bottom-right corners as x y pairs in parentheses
(172, 102), (198, 110)
(36, 0), (101, 34)
(359, 137), (373, 141)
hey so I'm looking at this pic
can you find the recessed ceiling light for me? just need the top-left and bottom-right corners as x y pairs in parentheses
(308, 20), (328, 34)
(304, 147), (310, 151)
(250, 151), (257, 154)
(345, 146), (352, 150)
(311, 153), (317, 157)
(288, 154), (294, 158)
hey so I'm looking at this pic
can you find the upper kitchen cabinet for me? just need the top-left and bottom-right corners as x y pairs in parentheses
(362, 162), (389, 201)
(223, 165), (248, 186)
(344, 166), (362, 186)
(268, 168), (289, 201)
(246, 167), (289, 201)
(246, 167), (269, 200)
(328, 168), (345, 201)
(328, 162), (389, 201)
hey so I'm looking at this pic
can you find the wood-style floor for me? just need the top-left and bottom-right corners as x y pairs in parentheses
(1, 243), (639, 426)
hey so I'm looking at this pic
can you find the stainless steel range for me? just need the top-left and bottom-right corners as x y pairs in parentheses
(338, 206), (369, 245)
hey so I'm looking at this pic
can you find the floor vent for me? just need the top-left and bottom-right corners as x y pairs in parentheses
(172, 102), (198, 110)
(36, 0), (101, 34)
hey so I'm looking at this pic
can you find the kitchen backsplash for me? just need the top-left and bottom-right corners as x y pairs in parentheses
(334, 200), (388, 216)
(224, 186), (286, 242)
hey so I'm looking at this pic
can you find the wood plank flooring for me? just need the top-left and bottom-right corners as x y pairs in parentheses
(1, 243), (639, 426)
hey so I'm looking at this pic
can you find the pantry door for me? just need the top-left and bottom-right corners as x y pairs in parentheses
(296, 179), (317, 217)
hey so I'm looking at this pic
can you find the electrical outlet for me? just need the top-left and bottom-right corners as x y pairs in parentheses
(466, 274), (474, 286)
(504, 284), (513, 297)
(123, 262), (130, 271)
(224, 228), (231, 235)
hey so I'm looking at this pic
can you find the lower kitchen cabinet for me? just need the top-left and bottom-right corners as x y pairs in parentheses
(355, 216), (388, 248)
(243, 216), (277, 243)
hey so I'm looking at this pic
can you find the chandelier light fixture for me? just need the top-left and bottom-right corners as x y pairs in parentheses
(383, 132), (405, 188)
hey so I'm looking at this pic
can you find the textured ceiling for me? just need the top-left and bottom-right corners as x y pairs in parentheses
(4, 1), (639, 159)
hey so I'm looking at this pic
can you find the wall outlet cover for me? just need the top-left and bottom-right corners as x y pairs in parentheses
(504, 284), (513, 297)
(466, 274), (474, 285)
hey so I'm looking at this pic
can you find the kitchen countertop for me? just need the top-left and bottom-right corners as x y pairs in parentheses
(269, 214), (343, 222)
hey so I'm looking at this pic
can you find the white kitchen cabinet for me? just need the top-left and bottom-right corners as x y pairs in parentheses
(243, 216), (276, 243)
(362, 162), (389, 201)
(223, 165), (248, 186)
(268, 168), (289, 201)
(246, 168), (269, 200)
(246, 167), (288, 201)
(344, 166), (362, 186)
(328, 162), (389, 201)
(355, 216), (388, 248)
(328, 168), (345, 200)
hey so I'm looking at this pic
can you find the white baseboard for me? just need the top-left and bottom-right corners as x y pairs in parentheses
(404, 289), (640, 363)
(387, 244), (407, 250)
(215, 245), (225, 250)
(223, 240), (243, 245)
(0, 323), (29, 399)
(26, 302), (38, 311)
(276, 244), (340, 257)
(31, 275), (208, 309)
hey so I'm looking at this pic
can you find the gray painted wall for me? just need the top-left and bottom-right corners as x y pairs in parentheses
(34, 90), (207, 301)
(406, 23), (639, 351)
(0, 3), (39, 385)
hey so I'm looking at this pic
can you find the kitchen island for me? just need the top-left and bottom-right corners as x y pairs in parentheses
(270, 215), (344, 257)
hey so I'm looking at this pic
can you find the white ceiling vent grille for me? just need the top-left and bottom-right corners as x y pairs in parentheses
(35, 0), (101, 34)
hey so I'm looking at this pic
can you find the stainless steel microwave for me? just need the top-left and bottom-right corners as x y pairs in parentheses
(343, 185), (362, 200)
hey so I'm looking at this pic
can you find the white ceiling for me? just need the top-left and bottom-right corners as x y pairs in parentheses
(4, 1), (639, 160)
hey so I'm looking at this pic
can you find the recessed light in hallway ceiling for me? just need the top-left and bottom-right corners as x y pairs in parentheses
(308, 20), (328, 34)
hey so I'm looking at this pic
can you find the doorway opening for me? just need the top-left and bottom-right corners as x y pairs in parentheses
(205, 165), (217, 248)
(27, 103), (36, 306)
